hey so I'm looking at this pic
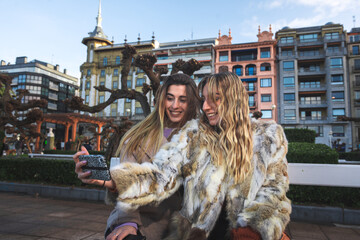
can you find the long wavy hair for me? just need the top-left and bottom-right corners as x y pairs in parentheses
(115, 74), (200, 162)
(198, 72), (253, 183)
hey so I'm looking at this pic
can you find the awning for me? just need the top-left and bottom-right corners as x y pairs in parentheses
(241, 78), (257, 82)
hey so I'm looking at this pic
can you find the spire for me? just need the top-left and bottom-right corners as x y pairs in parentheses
(229, 28), (232, 37)
(218, 29), (221, 38)
(96, 0), (102, 27)
(258, 25), (261, 34)
(269, 24), (272, 33)
(87, 0), (108, 39)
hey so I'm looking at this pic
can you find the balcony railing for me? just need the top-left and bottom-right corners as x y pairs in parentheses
(300, 100), (327, 105)
(353, 66), (360, 73)
(298, 50), (324, 59)
(245, 85), (257, 91)
(300, 116), (327, 121)
(249, 101), (256, 108)
(97, 61), (121, 68)
(298, 67), (325, 75)
(349, 50), (360, 56)
(297, 37), (323, 46)
(299, 83), (326, 89)
(324, 35), (344, 43)
(245, 69), (257, 76)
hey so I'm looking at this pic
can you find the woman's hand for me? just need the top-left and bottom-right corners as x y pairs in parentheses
(106, 225), (137, 240)
(73, 146), (116, 189)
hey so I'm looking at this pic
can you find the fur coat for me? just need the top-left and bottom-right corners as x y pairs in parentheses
(110, 119), (291, 240)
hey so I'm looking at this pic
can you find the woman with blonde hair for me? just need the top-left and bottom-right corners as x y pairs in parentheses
(110, 72), (291, 240)
(74, 73), (200, 240)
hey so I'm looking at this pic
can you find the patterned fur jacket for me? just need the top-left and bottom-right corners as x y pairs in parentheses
(110, 119), (291, 240)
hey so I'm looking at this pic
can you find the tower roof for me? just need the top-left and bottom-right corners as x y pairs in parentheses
(88, 0), (108, 39)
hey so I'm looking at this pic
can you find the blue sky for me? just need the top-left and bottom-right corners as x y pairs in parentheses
(1, 0), (360, 79)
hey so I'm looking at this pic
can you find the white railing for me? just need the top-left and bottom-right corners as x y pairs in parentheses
(288, 163), (360, 187)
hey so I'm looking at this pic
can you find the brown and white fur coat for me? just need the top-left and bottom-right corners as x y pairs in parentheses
(111, 119), (291, 240)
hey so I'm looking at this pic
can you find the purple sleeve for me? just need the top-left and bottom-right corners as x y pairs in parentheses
(114, 222), (138, 230)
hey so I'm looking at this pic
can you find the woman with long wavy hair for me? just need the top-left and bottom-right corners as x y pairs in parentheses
(110, 72), (291, 240)
(74, 73), (200, 240)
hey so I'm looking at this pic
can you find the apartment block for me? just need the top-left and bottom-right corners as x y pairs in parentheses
(214, 27), (278, 121)
(347, 27), (360, 150)
(276, 22), (351, 151)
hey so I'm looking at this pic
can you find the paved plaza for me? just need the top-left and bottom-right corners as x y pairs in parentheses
(0, 192), (359, 240)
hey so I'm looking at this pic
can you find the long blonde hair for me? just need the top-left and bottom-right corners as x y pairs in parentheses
(198, 72), (253, 183)
(115, 74), (200, 161)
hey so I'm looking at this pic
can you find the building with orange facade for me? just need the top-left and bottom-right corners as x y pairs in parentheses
(214, 27), (277, 121)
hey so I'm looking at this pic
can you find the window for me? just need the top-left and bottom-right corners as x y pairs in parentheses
(284, 110), (296, 120)
(135, 107), (143, 115)
(261, 110), (272, 119)
(327, 45), (340, 53)
(357, 75), (360, 86)
(42, 77), (49, 86)
(127, 80), (132, 88)
(114, 69), (119, 76)
(308, 126), (324, 137)
(332, 126), (344, 137)
(332, 108), (345, 119)
(281, 49), (293, 56)
(299, 34), (318, 42)
(260, 63), (271, 71)
(352, 46), (359, 55)
(246, 65), (256, 76)
(301, 110), (322, 120)
(136, 78), (145, 86)
(283, 61), (294, 71)
(41, 88), (48, 96)
(100, 81), (105, 86)
(260, 48), (270, 58)
(115, 56), (121, 65)
(284, 93), (295, 103)
(219, 51), (228, 62)
(103, 57), (108, 66)
(260, 78), (271, 87)
(137, 68), (144, 73)
(113, 81), (118, 89)
(233, 66), (242, 76)
(355, 59), (360, 70)
(350, 35), (360, 43)
(261, 94), (271, 102)
(85, 81), (91, 89)
(249, 95), (255, 107)
(247, 82), (255, 91)
(300, 96), (321, 104)
(325, 32), (339, 40)
(284, 77), (295, 87)
(87, 69), (91, 76)
(85, 95), (89, 104)
(355, 91), (360, 100)
(332, 91), (344, 101)
(300, 80), (320, 88)
(330, 58), (343, 68)
(111, 108), (117, 117)
(100, 70), (105, 77)
(280, 37), (294, 44)
(126, 98), (131, 103)
(331, 74), (343, 84)
(99, 95), (105, 103)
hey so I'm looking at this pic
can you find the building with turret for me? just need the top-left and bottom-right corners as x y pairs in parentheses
(214, 27), (278, 121)
(79, 0), (158, 120)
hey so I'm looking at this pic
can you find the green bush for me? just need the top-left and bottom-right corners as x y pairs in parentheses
(338, 152), (360, 161)
(284, 128), (316, 143)
(287, 142), (338, 164)
(288, 185), (360, 209)
(0, 157), (97, 188)
(43, 149), (105, 155)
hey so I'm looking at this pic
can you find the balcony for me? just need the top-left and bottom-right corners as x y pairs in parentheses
(97, 60), (121, 68)
(278, 52), (294, 60)
(245, 85), (257, 92)
(349, 50), (360, 56)
(324, 35), (344, 43)
(299, 100), (327, 108)
(298, 67), (325, 76)
(299, 83), (326, 91)
(245, 69), (257, 76)
(277, 40), (295, 47)
(299, 116), (328, 124)
(297, 37), (323, 47)
(298, 50), (325, 60)
(249, 101), (256, 109)
(326, 49), (343, 56)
